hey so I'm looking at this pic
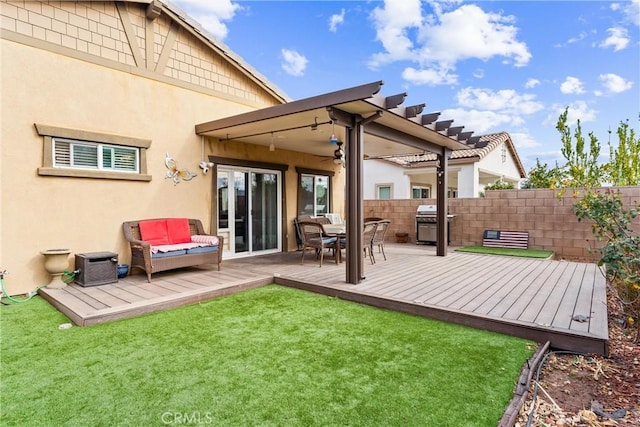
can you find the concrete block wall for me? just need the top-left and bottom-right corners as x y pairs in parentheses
(364, 186), (640, 261)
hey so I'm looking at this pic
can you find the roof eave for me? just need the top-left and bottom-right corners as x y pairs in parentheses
(195, 81), (384, 134)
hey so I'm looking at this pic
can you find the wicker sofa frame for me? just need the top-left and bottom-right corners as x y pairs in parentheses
(122, 218), (223, 282)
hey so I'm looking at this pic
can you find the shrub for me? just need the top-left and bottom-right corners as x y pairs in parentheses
(574, 189), (640, 341)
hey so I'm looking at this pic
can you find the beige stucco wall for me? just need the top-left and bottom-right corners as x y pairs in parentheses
(0, 1), (343, 295)
(1, 38), (343, 295)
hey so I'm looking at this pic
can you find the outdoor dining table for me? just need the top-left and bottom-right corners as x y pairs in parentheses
(322, 224), (346, 263)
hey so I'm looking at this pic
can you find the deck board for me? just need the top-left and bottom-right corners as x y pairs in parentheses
(38, 244), (609, 354)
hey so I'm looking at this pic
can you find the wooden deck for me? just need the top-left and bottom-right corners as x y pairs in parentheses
(39, 243), (609, 355)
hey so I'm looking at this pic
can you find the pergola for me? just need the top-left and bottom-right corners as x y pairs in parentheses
(195, 81), (480, 284)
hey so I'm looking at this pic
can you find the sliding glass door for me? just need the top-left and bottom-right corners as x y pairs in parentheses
(217, 167), (281, 257)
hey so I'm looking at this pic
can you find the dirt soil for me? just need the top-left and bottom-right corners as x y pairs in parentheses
(516, 293), (640, 426)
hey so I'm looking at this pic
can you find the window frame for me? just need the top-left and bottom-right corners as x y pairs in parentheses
(35, 123), (152, 181)
(376, 184), (393, 200)
(52, 137), (140, 173)
(411, 185), (431, 199)
(295, 167), (334, 217)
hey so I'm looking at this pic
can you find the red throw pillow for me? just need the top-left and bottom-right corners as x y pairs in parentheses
(166, 218), (192, 244)
(139, 220), (170, 245)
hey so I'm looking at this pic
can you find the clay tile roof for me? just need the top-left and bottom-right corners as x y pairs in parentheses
(383, 131), (526, 178)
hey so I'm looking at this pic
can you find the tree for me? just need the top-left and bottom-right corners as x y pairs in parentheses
(556, 107), (605, 188)
(606, 117), (640, 186)
(575, 189), (640, 340)
(522, 159), (566, 189)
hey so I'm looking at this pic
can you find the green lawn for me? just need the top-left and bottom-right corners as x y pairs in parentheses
(455, 245), (554, 259)
(1, 285), (535, 426)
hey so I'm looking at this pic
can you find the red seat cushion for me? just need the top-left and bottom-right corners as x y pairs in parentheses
(166, 218), (192, 244)
(139, 220), (170, 245)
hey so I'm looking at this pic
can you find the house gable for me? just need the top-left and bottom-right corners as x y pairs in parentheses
(0, 0), (287, 108)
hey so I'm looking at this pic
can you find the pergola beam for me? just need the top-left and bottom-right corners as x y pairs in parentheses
(385, 93), (407, 109)
(435, 120), (454, 132)
(404, 103), (426, 118)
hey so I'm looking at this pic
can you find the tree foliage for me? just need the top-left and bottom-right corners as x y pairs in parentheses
(522, 159), (566, 189)
(574, 189), (640, 340)
(526, 108), (639, 188)
(556, 107), (604, 188)
(606, 118), (640, 186)
(480, 178), (514, 197)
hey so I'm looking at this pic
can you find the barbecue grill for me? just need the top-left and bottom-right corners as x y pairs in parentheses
(415, 204), (455, 244)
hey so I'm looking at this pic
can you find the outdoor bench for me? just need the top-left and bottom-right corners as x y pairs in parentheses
(122, 218), (223, 282)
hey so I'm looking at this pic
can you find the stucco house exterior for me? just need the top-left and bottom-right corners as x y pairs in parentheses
(1, 0), (491, 294)
(364, 132), (527, 199)
(1, 0), (300, 294)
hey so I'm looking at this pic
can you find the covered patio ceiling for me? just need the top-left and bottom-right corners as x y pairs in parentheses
(195, 81), (480, 159)
(195, 80), (481, 284)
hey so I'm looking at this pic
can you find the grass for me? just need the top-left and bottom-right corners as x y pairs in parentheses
(455, 245), (554, 259)
(1, 285), (535, 426)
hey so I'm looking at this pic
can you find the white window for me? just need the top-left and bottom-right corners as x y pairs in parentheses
(53, 138), (139, 173)
(412, 186), (430, 199)
(36, 123), (151, 181)
(376, 184), (392, 200)
(300, 173), (330, 216)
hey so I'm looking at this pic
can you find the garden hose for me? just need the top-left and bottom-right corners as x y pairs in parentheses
(525, 350), (583, 427)
(0, 269), (74, 304)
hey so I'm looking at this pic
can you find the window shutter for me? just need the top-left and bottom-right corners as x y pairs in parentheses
(53, 140), (71, 166)
(73, 144), (98, 167)
(113, 147), (137, 171)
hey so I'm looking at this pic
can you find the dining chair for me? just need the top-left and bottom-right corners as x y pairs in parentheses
(298, 221), (338, 267)
(371, 220), (391, 261)
(363, 221), (378, 264)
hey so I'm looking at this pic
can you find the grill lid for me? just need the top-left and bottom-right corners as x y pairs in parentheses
(416, 204), (437, 215)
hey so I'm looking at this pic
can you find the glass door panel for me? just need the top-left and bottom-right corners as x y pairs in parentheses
(234, 171), (248, 253)
(217, 167), (281, 257)
(251, 172), (278, 251)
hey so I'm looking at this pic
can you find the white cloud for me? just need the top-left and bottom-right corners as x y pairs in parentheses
(329, 8), (346, 33)
(402, 66), (457, 86)
(599, 73), (634, 93)
(560, 76), (585, 94)
(525, 78), (540, 89)
(368, 0), (423, 68)
(544, 101), (597, 126)
(599, 27), (630, 51)
(368, 1), (531, 85)
(612, 0), (640, 26)
(509, 132), (541, 149)
(440, 108), (517, 133)
(172, 0), (241, 40)
(280, 49), (308, 77)
(456, 87), (544, 115)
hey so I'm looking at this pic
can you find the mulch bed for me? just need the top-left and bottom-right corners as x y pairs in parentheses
(516, 292), (640, 426)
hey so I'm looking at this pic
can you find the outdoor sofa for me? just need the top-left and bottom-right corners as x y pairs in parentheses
(122, 218), (223, 282)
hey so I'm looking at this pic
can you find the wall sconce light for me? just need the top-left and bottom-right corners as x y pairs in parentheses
(199, 161), (214, 174)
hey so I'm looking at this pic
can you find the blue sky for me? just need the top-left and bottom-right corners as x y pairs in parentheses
(170, 0), (639, 173)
